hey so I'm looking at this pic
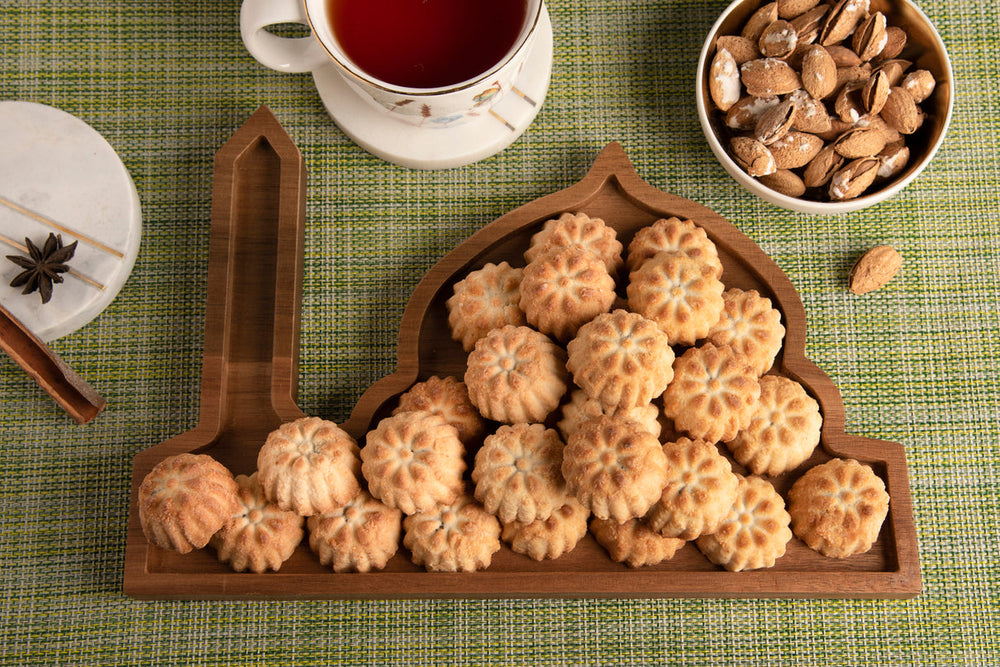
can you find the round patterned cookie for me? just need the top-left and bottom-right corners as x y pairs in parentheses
(566, 309), (675, 409)
(645, 437), (740, 540)
(211, 472), (304, 573)
(626, 250), (725, 346)
(590, 517), (686, 568)
(519, 246), (616, 342)
(725, 375), (822, 476)
(465, 324), (569, 423)
(788, 458), (890, 559)
(392, 375), (486, 444)
(257, 417), (362, 516)
(138, 453), (240, 554)
(446, 261), (526, 352)
(562, 414), (669, 522)
(706, 288), (786, 376)
(695, 475), (792, 572)
(626, 216), (723, 277)
(662, 343), (762, 444)
(360, 410), (466, 515)
(556, 388), (661, 442)
(524, 211), (624, 273)
(472, 423), (567, 524)
(501, 497), (590, 561)
(403, 496), (502, 572)
(307, 490), (402, 572)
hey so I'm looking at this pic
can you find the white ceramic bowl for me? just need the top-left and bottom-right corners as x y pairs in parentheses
(696, 0), (953, 214)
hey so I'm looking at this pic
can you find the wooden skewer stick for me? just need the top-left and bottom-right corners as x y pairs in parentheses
(0, 232), (106, 291)
(0, 195), (125, 259)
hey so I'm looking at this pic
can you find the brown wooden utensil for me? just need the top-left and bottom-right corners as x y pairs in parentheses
(0, 303), (105, 424)
(125, 139), (919, 600)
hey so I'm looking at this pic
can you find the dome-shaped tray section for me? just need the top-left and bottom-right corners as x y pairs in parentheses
(341, 142), (919, 599)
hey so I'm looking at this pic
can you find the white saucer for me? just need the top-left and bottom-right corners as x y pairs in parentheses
(312, 8), (553, 170)
(0, 102), (141, 341)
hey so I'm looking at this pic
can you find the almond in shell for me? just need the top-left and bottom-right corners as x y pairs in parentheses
(882, 86), (923, 134)
(836, 62), (872, 89)
(862, 69), (890, 114)
(819, 0), (870, 46)
(825, 44), (863, 67)
(759, 169), (807, 197)
(876, 26), (907, 62)
(790, 4), (830, 44)
(852, 11), (888, 62)
(848, 245), (903, 294)
(788, 89), (832, 133)
(741, 58), (802, 98)
(769, 130), (824, 169)
(802, 44), (837, 99)
(876, 140), (910, 180)
(777, 0), (820, 19)
(856, 113), (902, 144)
(829, 156), (880, 200)
(717, 35), (760, 65)
(742, 2), (779, 42)
(710, 48), (742, 112)
(803, 143), (845, 187)
(725, 95), (781, 131)
(902, 69), (936, 103)
(731, 136), (777, 177)
(834, 127), (887, 159)
(755, 98), (797, 145)
(835, 81), (865, 123)
(759, 20), (799, 59)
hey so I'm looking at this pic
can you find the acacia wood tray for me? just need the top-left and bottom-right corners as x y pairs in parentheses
(124, 124), (919, 599)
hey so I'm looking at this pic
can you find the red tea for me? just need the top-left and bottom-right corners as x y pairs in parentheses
(327, 0), (529, 89)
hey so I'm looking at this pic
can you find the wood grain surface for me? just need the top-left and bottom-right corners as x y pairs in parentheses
(125, 134), (919, 599)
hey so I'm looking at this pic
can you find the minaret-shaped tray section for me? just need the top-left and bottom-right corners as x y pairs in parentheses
(124, 105), (307, 597)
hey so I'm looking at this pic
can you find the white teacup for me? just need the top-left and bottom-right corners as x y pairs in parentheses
(240, 0), (544, 128)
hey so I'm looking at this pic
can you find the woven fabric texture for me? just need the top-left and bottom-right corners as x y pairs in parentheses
(1, 0), (998, 664)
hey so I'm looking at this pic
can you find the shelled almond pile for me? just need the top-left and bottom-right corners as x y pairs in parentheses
(707, 0), (937, 201)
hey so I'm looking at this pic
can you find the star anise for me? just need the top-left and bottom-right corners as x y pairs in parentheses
(6, 233), (77, 304)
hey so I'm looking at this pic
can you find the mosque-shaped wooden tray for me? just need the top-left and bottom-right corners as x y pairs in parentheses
(124, 109), (919, 599)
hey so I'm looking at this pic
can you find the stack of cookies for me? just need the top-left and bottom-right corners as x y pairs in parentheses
(138, 211), (890, 575)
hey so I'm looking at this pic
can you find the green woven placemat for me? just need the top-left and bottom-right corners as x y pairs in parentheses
(1, 0), (998, 665)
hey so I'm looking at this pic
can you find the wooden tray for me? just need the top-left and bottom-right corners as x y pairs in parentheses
(124, 129), (920, 599)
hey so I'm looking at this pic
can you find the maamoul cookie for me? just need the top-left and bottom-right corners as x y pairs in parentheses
(626, 250), (725, 346)
(360, 410), (465, 515)
(501, 497), (589, 561)
(519, 246), (616, 342)
(524, 211), (624, 274)
(562, 414), (668, 522)
(626, 216), (723, 277)
(392, 375), (486, 444)
(307, 490), (402, 572)
(472, 423), (566, 524)
(211, 472), (304, 573)
(464, 324), (568, 423)
(403, 496), (501, 572)
(590, 517), (686, 568)
(706, 288), (785, 376)
(645, 437), (740, 540)
(695, 475), (792, 572)
(787, 458), (889, 559)
(556, 388), (661, 442)
(446, 261), (526, 352)
(257, 417), (361, 516)
(138, 453), (240, 554)
(725, 374), (822, 476)
(662, 343), (761, 443)
(566, 309), (675, 409)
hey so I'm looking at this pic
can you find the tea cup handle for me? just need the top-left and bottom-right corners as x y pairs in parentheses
(240, 0), (331, 73)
